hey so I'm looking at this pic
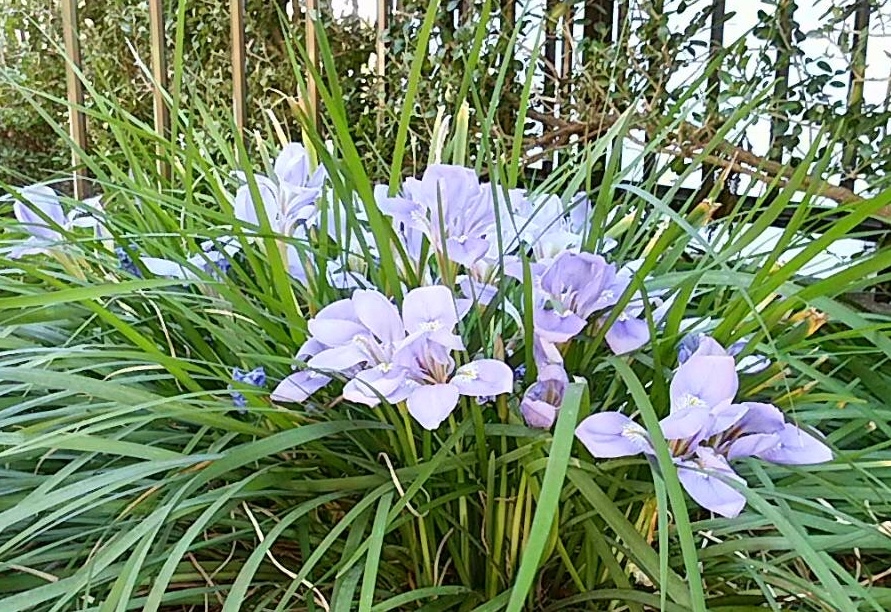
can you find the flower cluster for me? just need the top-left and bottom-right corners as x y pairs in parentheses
(272, 285), (512, 430)
(574, 336), (832, 517)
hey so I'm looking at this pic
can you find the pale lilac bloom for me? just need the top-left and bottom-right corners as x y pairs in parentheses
(381, 165), (497, 267)
(346, 338), (512, 430)
(269, 285), (510, 429)
(6, 185), (106, 258)
(575, 338), (832, 517)
(528, 251), (619, 344)
(140, 238), (240, 280)
(600, 264), (674, 355)
(678, 333), (770, 374)
(233, 143), (327, 236)
(271, 337), (333, 404)
(520, 364), (568, 429)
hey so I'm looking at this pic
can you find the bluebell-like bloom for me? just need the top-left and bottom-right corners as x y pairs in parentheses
(115, 244), (143, 277)
(575, 338), (832, 518)
(229, 366), (266, 411)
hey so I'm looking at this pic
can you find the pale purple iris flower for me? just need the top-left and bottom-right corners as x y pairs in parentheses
(139, 237), (240, 280)
(521, 251), (619, 344)
(599, 263), (674, 355)
(379, 165), (497, 268)
(233, 143), (327, 236)
(6, 185), (106, 258)
(575, 338), (832, 518)
(678, 334), (770, 374)
(271, 285), (513, 429)
(520, 364), (568, 428)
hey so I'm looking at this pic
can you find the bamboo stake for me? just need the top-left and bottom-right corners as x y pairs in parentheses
(149, 0), (171, 181)
(231, 0), (248, 137)
(60, 0), (88, 199)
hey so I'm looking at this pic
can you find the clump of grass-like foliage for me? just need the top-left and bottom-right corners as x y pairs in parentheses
(1, 8), (891, 612)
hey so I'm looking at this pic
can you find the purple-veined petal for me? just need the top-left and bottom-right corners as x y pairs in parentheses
(670, 354), (738, 411)
(307, 344), (368, 371)
(676, 448), (747, 518)
(705, 400), (749, 437)
(756, 423), (833, 465)
(735, 402), (786, 435)
(271, 370), (330, 403)
(726, 432), (781, 460)
(402, 285), (460, 333)
(604, 316), (650, 355)
(575, 412), (653, 458)
(451, 359), (513, 397)
(407, 383), (461, 430)
(352, 289), (405, 344)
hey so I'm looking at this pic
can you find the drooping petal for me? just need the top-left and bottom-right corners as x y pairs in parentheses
(734, 402), (786, 435)
(407, 383), (461, 430)
(402, 285), (460, 333)
(575, 412), (653, 458)
(233, 175), (278, 228)
(343, 366), (408, 406)
(352, 289), (405, 344)
(676, 448), (747, 518)
(271, 370), (331, 403)
(604, 316), (650, 355)
(445, 236), (490, 267)
(756, 423), (833, 465)
(669, 354), (738, 411)
(726, 432), (781, 460)
(451, 359), (513, 397)
(533, 308), (586, 344)
(13, 185), (64, 240)
(705, 401), (749, 437)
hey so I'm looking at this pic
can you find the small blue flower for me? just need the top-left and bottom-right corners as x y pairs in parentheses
(115, 244), (143, 278)
(677, 333), (703, 364)
(513, 364), (527, 382)
(229, 366), (266, 412)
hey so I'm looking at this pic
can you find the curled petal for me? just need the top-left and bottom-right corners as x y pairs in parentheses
(726, 432), (781, 460)
(520, 372), (566, 429)
(407, 383), (460, 430)
(315, 297), (360, 323)
(658, 406), (711, 441)
(13, 185), (64, 240)
(445, 236), (490, 267)
(735, 402), (785, 435)
(756, 423), (833, 465)
(352, 289), (405, 344)
(604, 316), (650, 355)
(676, 448), (747, 518)
(575, 412), (653, 458)
(343, 367), (408, 406)
(271, 370), (331, 403)
(534, 309), (586, 344)
(451, 359), (513, 397)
